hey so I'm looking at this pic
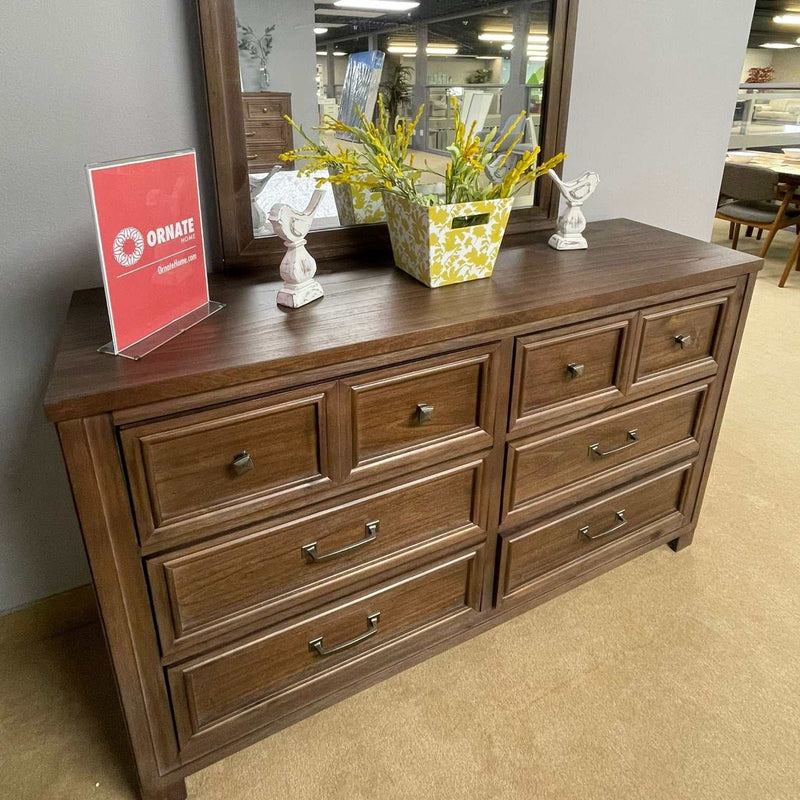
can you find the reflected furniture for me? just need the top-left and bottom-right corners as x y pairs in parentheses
(241, 92), (293, 174)
(45, 220), (760, 800)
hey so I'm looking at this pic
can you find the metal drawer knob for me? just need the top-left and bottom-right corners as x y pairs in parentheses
(579, 510), (627, 541)
(308, 612), (380, 657)
(416, 402), (435, 423)
(231, 451), (254, 476)
(567, 362), (585, 379)
(674, 333), (692, 349)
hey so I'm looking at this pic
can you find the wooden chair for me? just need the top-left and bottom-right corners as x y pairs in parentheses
(715, 163), (800, 258)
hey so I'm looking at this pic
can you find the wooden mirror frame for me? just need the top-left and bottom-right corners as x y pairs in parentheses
(197, 0), (579, 270)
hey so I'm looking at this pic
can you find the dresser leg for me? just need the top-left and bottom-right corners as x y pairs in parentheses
(140, 774), (187, 800)
(668, 530), (695, 552)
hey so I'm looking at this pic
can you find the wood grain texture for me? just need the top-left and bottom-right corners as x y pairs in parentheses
(43, 220), (760, 423)
(168, 546), (484, 761)
(147, 457), (487, 661)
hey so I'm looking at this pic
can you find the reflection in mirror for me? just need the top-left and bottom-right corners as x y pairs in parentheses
(233, 0), (553, 237)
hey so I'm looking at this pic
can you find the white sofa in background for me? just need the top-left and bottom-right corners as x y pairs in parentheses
(754, 98), (800, 124)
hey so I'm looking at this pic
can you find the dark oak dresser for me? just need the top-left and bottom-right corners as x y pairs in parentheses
(241, 91), (293, 173)
(45, 220), (761, 800)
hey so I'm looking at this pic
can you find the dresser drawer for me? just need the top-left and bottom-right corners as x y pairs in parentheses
(498, 464), (691, 604)
(342, 345), (499, 478)
(244, 96), (288, 121)
(503, 383), (706, 525)
(121, 384), (336, 549)
(148, 458), (487, 659)
(245, 147), (284, 170)
(244, 122), (289, 146)
(510, 315), (633, 433)
(168, 547), (484, 760)
(633, 291), (732, 385)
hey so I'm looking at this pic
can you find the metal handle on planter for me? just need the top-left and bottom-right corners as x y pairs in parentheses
(308, 612), (380, 657)
(301, 521), (379, 563)
(579, 510), (627, 541)
(589, 429), (639, 458)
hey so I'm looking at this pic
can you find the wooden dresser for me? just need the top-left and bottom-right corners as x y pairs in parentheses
(241, 91), (293, 172)
(45, 220), (760, 800)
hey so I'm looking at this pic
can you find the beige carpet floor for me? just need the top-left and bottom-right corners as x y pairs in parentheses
(1, 219), (798, 800)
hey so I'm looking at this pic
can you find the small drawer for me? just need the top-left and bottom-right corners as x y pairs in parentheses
(148, 458), (487, 660)
(243, 97), (287, 120)
(121, 384), (336, 549)
(341, 345), (499, 478)
(498, 464), (691, 604)
(244, 122), (289, 146)
(634, 292), (731, 385)
(503, 384), (706, 525)
(245, 148), (284, 170)
(168, 547), (484, 760)
(510, 315), (633, 432)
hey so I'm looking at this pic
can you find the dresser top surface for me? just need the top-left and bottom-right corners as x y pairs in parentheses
(44, 219), (760, 421)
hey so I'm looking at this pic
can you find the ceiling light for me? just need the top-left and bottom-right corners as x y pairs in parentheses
(501, 43), (513, 51)
(388, 43), (458, 55)
(479, 33), (514, 42)
(761, 41), (797, 48)
(475, 55), (497, 60)
(774, 13), (800, 24)
(333, 0), (420, 10)
(314, 27), (329, 34)
(528, 34), (549, 44)
(316, 50), (347, 56)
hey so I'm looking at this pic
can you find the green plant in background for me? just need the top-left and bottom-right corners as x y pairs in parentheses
(236, 19), (276, 87)
(281, 95), (565, 207)
(381, 65), (413, 131)
(465, 68), (492, 85)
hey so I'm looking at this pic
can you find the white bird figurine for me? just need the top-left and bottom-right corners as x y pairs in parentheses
(547, 169), (600, 250)
(269, 189), (326, 308)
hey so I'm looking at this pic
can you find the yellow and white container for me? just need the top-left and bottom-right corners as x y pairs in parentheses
(383, 193), (513, 288)
(330, 181), (386, 225)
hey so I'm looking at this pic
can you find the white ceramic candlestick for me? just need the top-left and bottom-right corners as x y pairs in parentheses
(269, 189), (325, 308)
(547, 169), (600, 251)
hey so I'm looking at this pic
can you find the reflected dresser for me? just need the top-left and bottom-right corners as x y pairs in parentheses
(241, 91), (293, 173)
(45, 220), (761, 800)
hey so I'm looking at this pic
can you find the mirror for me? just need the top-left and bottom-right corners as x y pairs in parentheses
(231, 0), (554, 238)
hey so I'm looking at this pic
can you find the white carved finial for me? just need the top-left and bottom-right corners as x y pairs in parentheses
(547, 169), (600, 251)
(269, 189), (326, 308)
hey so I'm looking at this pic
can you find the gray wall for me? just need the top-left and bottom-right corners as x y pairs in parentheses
(0, 0), (216, 611)
(0, 0), (754, 612)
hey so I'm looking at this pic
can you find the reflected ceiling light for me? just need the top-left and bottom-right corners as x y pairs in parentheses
(528, 34), (549, 44)
(388, 43), (458, 55)
(316, 50), (347, 56)
(475, 55), (497, 60)
(333, 0), (420, 10)
(501, 43), (513, 51)
(479, 33), (514, 42)
(761, 41), (797, 48)
(314, 27), (329, 34)
(774, 13), (800, 24)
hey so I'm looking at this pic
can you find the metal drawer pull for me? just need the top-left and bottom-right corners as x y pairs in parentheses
(579, 510), (627, 541)
(231, 451), (254, 475)
(309, 612), (380, 657)
(246, 154), (258, 160)
(245, 131), (255, 137)
(674, 333), (692, 349)
(416, 402), (435, 422)
(567, 362), (585, 379)
(301, 521), (379, 563)
(589, 429), (639, 457)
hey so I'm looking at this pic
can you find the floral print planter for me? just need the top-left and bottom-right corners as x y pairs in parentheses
(383, 193), (513, 288)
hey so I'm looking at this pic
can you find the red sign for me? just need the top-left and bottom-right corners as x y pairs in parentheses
(87, 150), (209, 352)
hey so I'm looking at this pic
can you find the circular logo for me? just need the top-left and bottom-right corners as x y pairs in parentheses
(112, 227), (145, 268)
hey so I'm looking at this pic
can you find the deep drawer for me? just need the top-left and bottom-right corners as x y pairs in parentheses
(341, 344), (499, 478)
(121, 384), (336, 548)
(498, 464), (691, 604)
(503, 383), (706, 525)
(168, 547), (484, 760)
(148, 458), (487, 660)
(510, 315), (633, 432)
